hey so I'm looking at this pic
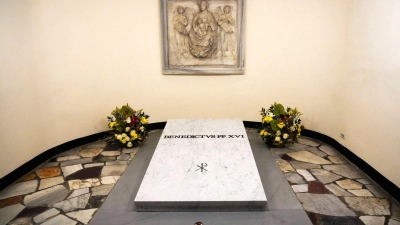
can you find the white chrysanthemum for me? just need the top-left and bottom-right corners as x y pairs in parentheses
(275, 136), (281, 142)
(290, 126), (295, 132)
(283, 133), (289, 139)
(276, 130), (281, 136)
(125, 127), (131, 132)
(122, 133), (127, 137)
(126, 117), (131, 123)
(127, 142), (133, 148)
(125, 136), (131, 141)
(116, 134), (122, 140)
(140, 126), (145, 132)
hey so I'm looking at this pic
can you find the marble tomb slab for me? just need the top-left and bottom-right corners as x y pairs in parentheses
(134, 119), (267, 211)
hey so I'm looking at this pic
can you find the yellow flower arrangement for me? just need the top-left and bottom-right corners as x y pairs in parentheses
(107, 104), (150, 148)
(259, 102), (302, 147)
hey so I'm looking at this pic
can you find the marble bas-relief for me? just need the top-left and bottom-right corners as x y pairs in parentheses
(162, 0), (244, 74)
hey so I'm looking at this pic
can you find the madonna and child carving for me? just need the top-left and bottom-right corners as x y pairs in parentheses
(165, 0), (242, 70)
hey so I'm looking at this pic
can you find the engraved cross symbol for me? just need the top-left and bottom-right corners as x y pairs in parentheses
(196, 163), (208, 172)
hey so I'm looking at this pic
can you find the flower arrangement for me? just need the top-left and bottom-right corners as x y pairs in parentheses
(259, 102), (302, 147)
(107, 104), (149, 148)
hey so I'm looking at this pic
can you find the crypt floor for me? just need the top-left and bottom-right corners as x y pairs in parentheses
(0, 129), (399, 225)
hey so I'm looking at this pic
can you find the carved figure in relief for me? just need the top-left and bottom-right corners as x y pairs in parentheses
(188, 0), (218, 58)
(173, 6), (190, 59)
(217, 5), (236, 58)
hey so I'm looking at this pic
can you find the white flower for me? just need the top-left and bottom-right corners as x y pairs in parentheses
(116, 134), (122, 140)
(268, 112), (274, 117)
(114, 134), (118, 138)
(111, 116), (116, 121)
(290, 126), (295, 132)
(275, 136), (281, 142)
(125, 127), (131, 132)
(276, 130), (281, 136)
(122, 133), (127, 137)
(127, 142), (133, 148)
(283, 133), (289, 139)
(125, 136), (131, 141)
(126, 117), (131, 123)
(140, 126), (145, 132)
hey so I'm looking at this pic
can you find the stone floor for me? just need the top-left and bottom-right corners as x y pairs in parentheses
(0, 130), (399, 225)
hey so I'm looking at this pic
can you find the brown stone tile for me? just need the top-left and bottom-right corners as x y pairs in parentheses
(308, 181), (330, 194)
(0, 196), (23, 209)
(281, 154), (293, 161)
(36, 167), (61, 179)
(306, 212), (320, 225)
(104, 142), (123, 151)
(65, 167), (103, 181)
(93, 155), (116, 163)
(20, 173), (36, 182)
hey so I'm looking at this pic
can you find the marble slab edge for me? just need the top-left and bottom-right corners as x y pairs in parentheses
(135, 201), (267, 212)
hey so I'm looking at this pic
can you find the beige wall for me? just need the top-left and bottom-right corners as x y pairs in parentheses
(1, 0), (399, 187)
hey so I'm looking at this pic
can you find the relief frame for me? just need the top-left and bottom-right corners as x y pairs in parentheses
(161, 0), (244, 74)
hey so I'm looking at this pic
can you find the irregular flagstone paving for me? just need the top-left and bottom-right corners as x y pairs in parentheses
(0, 139), (143, 225)
(0, 132), (399, 225)
(273, 136), (400, 225)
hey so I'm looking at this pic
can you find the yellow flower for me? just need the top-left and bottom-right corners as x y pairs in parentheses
(109, 122), (116, 128)
(121, 139), (127, 144)
(141, 117), (148, 124)
(262, 117), (273, 123)
(130, 130), (138, 140)
(277, 122), (285, 129)
(260, 130), (265, 136)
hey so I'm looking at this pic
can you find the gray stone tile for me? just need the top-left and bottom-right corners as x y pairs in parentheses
(41, 214), (77, 225)
(84, 163), (104, 168)
(288, 143), (309, 151)
(289, 161), (321, 169)
(122, 147), (139, 154)
(23, 185), (70, 207)
(348, 189), (374, 197)
(60, 158), (93, 167)
(390, 219), (400, 225)
(68, 179), (101, 190)
(68, 188), (89, 199)
(325, 183), (354, 197)
(56, 147), (81, 157)
(323, 164), (365, 179)
(66, 208), (98, 224)
(310, 169), (342, 184)
(287, 151), (332, 164)
(101, 165), (128, 176)
(319, 145), (338, 156)
(8, 217), (33, 225)
(284, 173), (306, 184)
(61, 164), (83, 177)
(344, 197), (390, 215)
(117, 153), (131, 161)
(105, 161), (129, 166)
(357, 178), (373, 185)
(328, 155), (348, 164)
(306, 147), (327, 157)
(276, 159), (296, 173)
(91, 184), (115, 196)
(318, 215), (364, 225)
(79, 148), (103, 158)
(297, 169), (316, 181)
(0, 180), (38, 200)
(57, 155), (81, 162)
(270, 148), (299, 155)
(84, 141), (107, 148)
(39, 176), (65, 190)
(291, 184), (308, 193)
(296, 193), (356, 216)
(359, 216), (385, 225)
(365, 185), (390, 198)
(297, 137), (320, 146)
(0, 203), (26, 225)
(53, 193), (90, 212)
(336, 179), (363, 189)
(33, 208), (60, 223)
(391, 201), (400, 222)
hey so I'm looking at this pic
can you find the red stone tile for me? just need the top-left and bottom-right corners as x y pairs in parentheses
(308, 181), (330, 194)
(0, 196), (23, 209)
(36, 167), (61, 178)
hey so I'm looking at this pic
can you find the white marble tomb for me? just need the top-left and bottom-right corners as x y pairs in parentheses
(134, 118), (267, 211)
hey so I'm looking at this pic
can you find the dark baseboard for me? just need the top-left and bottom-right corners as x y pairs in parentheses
(1, 121), (399, 203)
(243, 120), (400, 202)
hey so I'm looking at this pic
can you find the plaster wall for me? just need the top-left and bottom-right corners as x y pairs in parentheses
(0, 0), (398, 187)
